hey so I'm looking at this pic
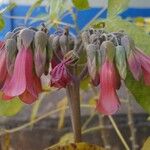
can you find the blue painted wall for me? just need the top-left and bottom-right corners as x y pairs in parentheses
(0, 4), (150, 39)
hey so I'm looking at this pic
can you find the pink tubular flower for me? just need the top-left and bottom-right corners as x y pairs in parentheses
(50, 60), (72, 88)
(97, 59), (120, 115)
(0, 41), (7, 89)
(2, 47), (42, 103)
(134, 48), (150, 86)
(127, 51), (142, 81)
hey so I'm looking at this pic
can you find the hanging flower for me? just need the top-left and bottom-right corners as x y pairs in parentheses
(96, 59), (120, 115)
(134, 48), (150, 86)
(0, 41), (7, 89)
(50, 59), (72, 88)
(2, 29), (42, 104)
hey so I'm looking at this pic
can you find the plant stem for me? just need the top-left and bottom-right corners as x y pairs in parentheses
(99, 115), (111, 150)
(108, 116), (130, 150)
(125, 86), (138, 150)
(66, 82), (82, 142)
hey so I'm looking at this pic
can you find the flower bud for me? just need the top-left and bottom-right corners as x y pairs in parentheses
(5, 39), (17, 75)
(19, 28), (35, 49)
(34, 31), (48, 77)
(115, 45), (127, 79)
(52, 35), (60, 51)
(59, 34), (68, 55)
(100, 41), (116, 62)
(121, 35), (135, 57)
(86, 44), (100, 86)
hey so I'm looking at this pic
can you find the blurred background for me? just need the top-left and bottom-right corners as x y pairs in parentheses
(0, 0), (150, 150)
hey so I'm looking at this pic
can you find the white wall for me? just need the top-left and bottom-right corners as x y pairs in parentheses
(1, 0), (150, 8)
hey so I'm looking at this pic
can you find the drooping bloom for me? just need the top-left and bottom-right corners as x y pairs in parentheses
(127, 51), (142, 80)
(96, 59), (120, 115)
(134, 48), (150, 86)
(2, 29), (42, 104)
(3, 47), (41, 103)
(0, 41), (7, 89)
(50, 59), (72, 88)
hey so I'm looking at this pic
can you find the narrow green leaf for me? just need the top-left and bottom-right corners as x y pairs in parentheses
(25, 0), (43, 22)
(0, 3), (16, 15)
(72, 0), (89, 10)
(125, 71), (150, 113)
(0, 15), (5, 30)
(115, 46), (127, 79)
(0, 96), (23, 116)
(107, 0), (129, 18)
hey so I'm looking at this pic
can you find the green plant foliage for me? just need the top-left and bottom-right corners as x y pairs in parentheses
(107, 0), (129, 18)
(0, 96), (23, 116)
(25, 0), (43, 22)
(0, 3), (16, 30)
(125, 71), (150, 113)
(80, 76), (90, 91)
(50, 142), (104, 150)
(0, 3), (16, 14)
(72, 0), (89, 10)
(142, 137), (150, 150)
(106, 17), (150, 55)
(0, 15), (5, 30)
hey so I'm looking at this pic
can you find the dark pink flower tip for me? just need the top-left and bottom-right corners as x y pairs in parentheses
(50, 60), (72, 88)
(96, 59), (120, 115)
(127, 52), (142, 81)
(2, 93), (13, 101)
(19, 74), (42, 104)
(19, 90), (37, 104)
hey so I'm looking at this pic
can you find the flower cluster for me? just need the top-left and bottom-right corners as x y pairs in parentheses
(0, 27), (77, 104)
(82, 29), (150, 115)
(1, 26), (150, 115)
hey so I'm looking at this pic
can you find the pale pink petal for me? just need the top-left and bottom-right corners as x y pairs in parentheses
(97, 90), (120, 115)
(135, 49), (150, 85)
(0, 50), (7, 88)
(3, 48), (27, 96)
(128, 52), (142, 80)
(97, 60), (120, 115)
(25, 48), (37, 97)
